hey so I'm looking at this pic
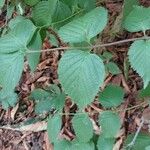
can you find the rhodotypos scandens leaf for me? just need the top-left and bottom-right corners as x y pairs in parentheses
(97, 135), (115, 150)
(122, 0), (139, 22)
(99, 84), (124, 108)
(27, 30), (42, 71)
(58, 50), (105, 107)
(124, 6), (150, 32)
(58, 7), (108, 43)
(0, 0), (5, 9)
(32, 1), (52, 27)
(71, 142), (95, 150)
(72, 114), (93, 142)
(47, 114), (62, 143)
(0, 20), (36, 91)
(128, 40), (150, 88)
(24, 0), (40, 6)
(99, 111), (121, 138)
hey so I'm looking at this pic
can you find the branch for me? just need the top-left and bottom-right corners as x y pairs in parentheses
(27, 36), (150, 54)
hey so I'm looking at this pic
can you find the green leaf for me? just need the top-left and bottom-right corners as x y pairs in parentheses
(8, 16), (26, 30)
(102, 51), (113, 61)
(35, 98), (52, 114)
(54, 140), (71, 150)
(47, 114), (62, 143)
(71, 141), (95, 150)
(72, 114), (93, 143)
(128, 40), (150, 88)
(0, 0), (5, 9)
(0, 52), (24, 90)
(58, 7), (108, 43)
(0, 90), (18, 109)
(99, 111), (121, 138)
(52, 1), (71, 23)
(145, 145), (150, 150)
(0, 20), (36, 91)
(24, 0), (40, 6)
(51, 93), (66, 111)
(27, 30), (42, 71)
(97, 135), (115, 150)
(106, 62), (121, 75)
(30, 88), (50, 101)
(99, 84), (124, 108)
(32, 1), (52, 27)
(122, 0), (139, 22)
(124, 6), (150, 32)
(124, 133), (150, 150)
(58, 50), (105, 107)
(138, 84), (150, 98)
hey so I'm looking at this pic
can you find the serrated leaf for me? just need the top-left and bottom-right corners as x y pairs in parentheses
(99, 111), (121, 138)
(35, 98), (52, 114)
(58, 7), (108, 43)
(27, 30), (42, 71)
(122, 0), (139, 22)
(54, 140), (71, 150)
(128, 40), (150, 88)
(0, 0), (5, 9)
(97, 135), (115, 150)
(78, 0), (96, 12)
(124, 6), (150, 32)
(145, 145), (150, 150)
(138, 84), (150, 98)
(24, 0), (40, 6)
(58, 50), (105, 107)
(0, 90), (18, 109)
(72, 114), (93, 142)
(8, 16), (26, 30)
(52, 1), (71, 23)
(124, 133), (150, 150)
(106, 62), (121, 75)
(99, 84), (124, 108)
(30, 88), (50, 101)
(32, 1), (52, 27)
(51, 93), (66, 111)
(71, 141), (95, 150)
(47, 114), (62, 143)
(102, 51), (113, 61)
(0, 20), (36, 92)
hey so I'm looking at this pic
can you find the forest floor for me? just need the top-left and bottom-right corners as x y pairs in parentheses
(0, 0), (150, 150)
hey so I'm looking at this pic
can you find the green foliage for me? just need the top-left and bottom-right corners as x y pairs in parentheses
(71, 141), (95, 150)
(124, 6), (150, 32)
(2, 1), (150, 149)
(106, 62), (121, 75)
(0, 0), (5, 9)
(99, 111), (121, 138)
(27, 30), (42, 71)
(145, 146), (150, 150)
(24, 0), (40, 6)
(138, 84), (150, 98)
(128, 40), (150, 88)
(72, 114), (93, 143)
(32, 1), (52, 27)
(0, 20), (36, 93)
(97, 135), (115, 150)
(58, 50), (105, 107)
(30, 85), (65, 114)
(58, 7), (108, 43)
(47, 114), (62, 143)
(124, 133), (150, 150)
(99, 84), (124, 108)
(122, 0), (139, 23)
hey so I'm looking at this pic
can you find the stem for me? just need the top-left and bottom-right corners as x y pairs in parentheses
(27, 36), (150, 54)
